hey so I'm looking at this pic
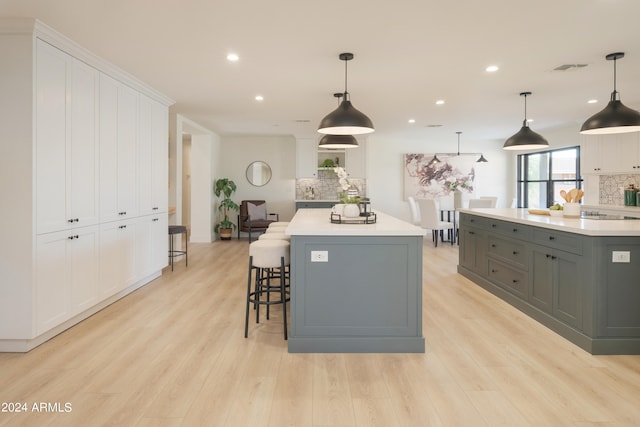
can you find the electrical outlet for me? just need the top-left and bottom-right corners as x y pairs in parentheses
(612, 251), (631, 263)
(311, 250), (328, 262)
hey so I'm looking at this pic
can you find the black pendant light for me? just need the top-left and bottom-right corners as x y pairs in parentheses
(503, 92), (549, 150)
(429, 154), (441, 165)
(476, 154), (488, 163)
(580, 52), (640, 135)
(318, 53), (374, 135)
(318, 93), (359, 148)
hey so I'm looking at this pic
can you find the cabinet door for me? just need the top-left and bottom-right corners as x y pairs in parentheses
(136, 214), (168, 278)
(69, 58), (99, 228)
(553, 250), (583, 330)
(69, 226), (99, 315)
(345, 139), (366, 178)
(616, 133), (640, 172)
(99, 219), (137, 296)
(139, 96), (168, 215)
(296, 138), (317, 178)
(459, 228), (487, 275)
(117, 84), (139, 218)
(99, 73), (120, 222)
(36, 39), (70, 234)
(36, 231), (71, 334)
(529, 247), (553, 314)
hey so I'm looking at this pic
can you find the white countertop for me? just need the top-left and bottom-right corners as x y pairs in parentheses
(459, 208), (640, 236)
(286, 208), (426, 236)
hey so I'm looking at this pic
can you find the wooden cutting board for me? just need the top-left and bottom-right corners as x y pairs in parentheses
(528, 209), (550, 215)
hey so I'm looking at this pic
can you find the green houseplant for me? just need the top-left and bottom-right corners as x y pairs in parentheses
(214, 178), (239, 240)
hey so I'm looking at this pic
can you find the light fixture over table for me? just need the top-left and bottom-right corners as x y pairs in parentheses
(318, 93), (359, 148)
(431, 131), (488, 163)
(503, 92), (550, 150)
(318, 53), (374, 135)
(580, 52), (640, 135)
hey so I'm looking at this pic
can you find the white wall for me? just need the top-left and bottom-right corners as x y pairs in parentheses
(220, 135), (297, 225)
(365, 133), (511, 222)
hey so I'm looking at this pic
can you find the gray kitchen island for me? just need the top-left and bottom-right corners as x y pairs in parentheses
(285, 209), (426, 353)
(458, 207), (640, 355)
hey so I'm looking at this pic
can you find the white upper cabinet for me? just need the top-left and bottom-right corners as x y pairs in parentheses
(296, 138), (318, 178)
(99, 74), (139, 222)
(36, 40), (99, 234)
(345, 138), (366, 178)
(138, 95), (169, 215)
(581, 133), (640, 174)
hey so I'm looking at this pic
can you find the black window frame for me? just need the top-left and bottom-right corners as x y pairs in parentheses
(516, 146), (582, 208)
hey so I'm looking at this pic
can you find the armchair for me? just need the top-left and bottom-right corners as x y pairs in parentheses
(237, 200), (279, 242)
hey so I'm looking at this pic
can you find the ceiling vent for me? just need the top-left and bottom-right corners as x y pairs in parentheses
(553, 64), (588, 71)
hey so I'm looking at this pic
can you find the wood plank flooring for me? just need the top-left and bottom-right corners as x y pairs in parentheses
(1, 239), (639, 426)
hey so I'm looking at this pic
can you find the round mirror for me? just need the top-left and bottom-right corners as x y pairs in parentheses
(246, 161), (272, 186)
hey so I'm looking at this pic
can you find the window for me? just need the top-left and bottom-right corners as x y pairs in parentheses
(517, 146), (582, 208)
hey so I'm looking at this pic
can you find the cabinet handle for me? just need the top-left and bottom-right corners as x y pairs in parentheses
(491, 224), (496, 228)
(512, 279), (518, 283)
(153, 207), (159, 210)
(548, 236), (555, 240)
(152, 218), (159, 222)
(469, 231), (475, 235)
(551, 256), (557, 260)
(491, 244), (496, 247)
(68, 219), (74, 223)
(512, 228), (518, 232)
(119, 225), (127, 229)
(491, 269), (497, 273)
(512, 251), (518, 255)
(546, 254), (551, 258)
(68, 235), (74, 240)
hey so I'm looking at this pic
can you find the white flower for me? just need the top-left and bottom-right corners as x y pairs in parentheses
(334, 167), (352, 191)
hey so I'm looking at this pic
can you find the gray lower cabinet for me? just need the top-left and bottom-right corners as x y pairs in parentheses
(458, 212), (640, 354)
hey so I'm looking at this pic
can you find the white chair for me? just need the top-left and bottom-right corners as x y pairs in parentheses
(479, 196), (498, 207)
(417, 198), (454, 247)
(407, 196), (421, 226)
(468, 198), (494, 208)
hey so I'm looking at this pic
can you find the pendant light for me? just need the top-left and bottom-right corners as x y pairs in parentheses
(429, 154), (441, 165)
(318, 93), (359, 148)
(476, 154), (488, 163)
(580, 52), (640, 135)
(318, 53), (374, 135)
(503, 92), (549, 150)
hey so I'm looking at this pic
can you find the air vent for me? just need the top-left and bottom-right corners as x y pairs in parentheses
(553, 64), (588, 71)
(426, 124), (443, 128)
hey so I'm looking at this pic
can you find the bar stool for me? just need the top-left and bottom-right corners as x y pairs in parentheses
(168, 225), (188, 271)
(258, 232), (291, 241)
(245, 240), (290, 340)
(265, 225), (288, 233)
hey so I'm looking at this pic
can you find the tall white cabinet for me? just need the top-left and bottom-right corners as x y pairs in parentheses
(0, 19), (174, 351)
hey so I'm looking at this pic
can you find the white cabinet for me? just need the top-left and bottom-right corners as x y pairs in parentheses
(139, 95), (169, 215)
(136, 214), (169, 278)
(35, 40), (99, 234)
(99, 75), (139, 222)
(581, 133), (640, 174)
(296, 138), (318, 178)
(0, 20), (173, 351)
(36, 226), (99, 334)
(345, 138), (366, 178)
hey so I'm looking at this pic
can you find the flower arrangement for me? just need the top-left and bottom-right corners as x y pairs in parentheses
(334, 167), (360, 204)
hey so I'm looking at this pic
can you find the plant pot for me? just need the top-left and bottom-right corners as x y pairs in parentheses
(343, 203), (361, 218)
(219, 228), (233, 240)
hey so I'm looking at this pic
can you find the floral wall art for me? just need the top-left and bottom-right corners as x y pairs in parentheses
(403, 153), (476, 199)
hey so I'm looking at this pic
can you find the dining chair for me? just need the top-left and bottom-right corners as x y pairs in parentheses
(479, 196), (498, 207)
(407, 196), (421, 226)
(468, 198), (494, 208)
(417, 198), (454, 246)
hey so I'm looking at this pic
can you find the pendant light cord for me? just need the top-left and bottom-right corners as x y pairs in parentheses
(456, 132), (461, 156)
(611, 56), (619, 101)
(522, 92), (529, 127)
(343, 57), (349, 100)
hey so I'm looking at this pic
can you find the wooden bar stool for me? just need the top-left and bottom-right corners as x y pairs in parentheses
(168, 225), (188, 271)
(245, 240), (290, 339)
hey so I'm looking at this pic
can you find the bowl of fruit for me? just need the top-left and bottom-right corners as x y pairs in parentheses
(549, 204), (563, 216)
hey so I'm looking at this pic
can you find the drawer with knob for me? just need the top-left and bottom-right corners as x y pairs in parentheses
(488, 235), (528, 269)
(488, 259), (528, 299)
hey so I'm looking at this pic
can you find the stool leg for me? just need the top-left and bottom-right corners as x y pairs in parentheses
(244, 256), (253, 338)
(184, 230), (188, 267)
(281, 257), (288, 340)
(170, 233), (174, 271)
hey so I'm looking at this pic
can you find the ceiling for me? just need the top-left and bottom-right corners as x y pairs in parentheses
(3, 0), (640, 144)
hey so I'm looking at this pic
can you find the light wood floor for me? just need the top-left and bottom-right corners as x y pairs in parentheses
(1, 239), (640, 427)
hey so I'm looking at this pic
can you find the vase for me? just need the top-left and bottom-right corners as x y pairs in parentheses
(343, 203), (361, 218)
(453, 190), (462, 209)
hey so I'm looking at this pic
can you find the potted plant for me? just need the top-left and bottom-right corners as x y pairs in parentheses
(214, 178), (239, 240)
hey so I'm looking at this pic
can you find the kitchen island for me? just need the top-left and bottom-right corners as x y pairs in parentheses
(285, 208), (426, 353)
(458, 208), (640, 354)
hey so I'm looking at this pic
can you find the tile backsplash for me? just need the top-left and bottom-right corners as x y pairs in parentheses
(296, 169), (366, 200)
(599, 174), (640, 205)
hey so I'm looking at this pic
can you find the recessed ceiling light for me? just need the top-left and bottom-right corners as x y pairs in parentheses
(588, 99), (598, 104)
(436, 100), (445, 105)
(227, 53), (239, 62)
(486, 65), (499, 72)
(408, 119), (416, 124)
(255, 95), (264, 101)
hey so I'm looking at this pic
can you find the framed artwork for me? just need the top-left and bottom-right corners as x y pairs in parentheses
(403, 153), (476, 199)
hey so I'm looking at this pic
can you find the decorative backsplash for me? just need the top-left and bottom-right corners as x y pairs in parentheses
(296, 169), (366, 200)
(599, 174), (640, 205)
